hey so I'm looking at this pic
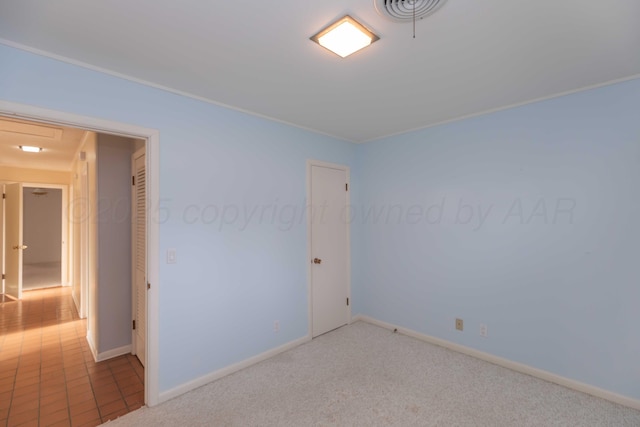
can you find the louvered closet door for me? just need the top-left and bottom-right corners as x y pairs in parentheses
(132, 148), (147, 366)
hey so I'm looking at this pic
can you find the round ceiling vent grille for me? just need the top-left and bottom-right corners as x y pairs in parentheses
(374, 0), (447, 22)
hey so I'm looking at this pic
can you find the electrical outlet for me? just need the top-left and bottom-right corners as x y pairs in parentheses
(273, 320), (280, 333)
(455, 318), (463, 331)
(480, 324), (488, 338)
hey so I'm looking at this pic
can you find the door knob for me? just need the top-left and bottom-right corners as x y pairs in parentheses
(12, 245), (28, 250)
(313, 258), (322, 264)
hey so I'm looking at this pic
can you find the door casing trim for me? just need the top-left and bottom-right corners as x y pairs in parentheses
(0, 100), (161, 407)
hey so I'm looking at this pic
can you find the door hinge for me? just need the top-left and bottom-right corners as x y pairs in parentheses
(2, 193), (5, 199)
(2, 274), (4, 280)
(345, 183), (348, 191)
(132, 320), (136, 330)
(147, 282), (151, 290)
(346, 297), (349, 306)
(132, 175), (135, 186)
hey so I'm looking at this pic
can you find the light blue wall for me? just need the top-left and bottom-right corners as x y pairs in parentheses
(0, 44), (356, 392)
(354, 78), (640, 399)
(3, 42), (639, 402)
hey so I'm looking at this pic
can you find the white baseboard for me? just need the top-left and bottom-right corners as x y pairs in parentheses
(158, 335), (311, 404)
(86, 333), (131, 363)
(86, 332), (98, 362)
(71, 291), (81, 316)
(96, 344), (132, 362)
(353, 314), (640, 411)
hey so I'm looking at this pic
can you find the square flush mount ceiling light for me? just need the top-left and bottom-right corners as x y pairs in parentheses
(310, 15), (379, 58)
(19, 145), (42, 152)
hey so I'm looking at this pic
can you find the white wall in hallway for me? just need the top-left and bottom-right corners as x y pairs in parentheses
(96, 134), (135, 354)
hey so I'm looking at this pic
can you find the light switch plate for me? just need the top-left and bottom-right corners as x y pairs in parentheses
(167, 248), (177, 264)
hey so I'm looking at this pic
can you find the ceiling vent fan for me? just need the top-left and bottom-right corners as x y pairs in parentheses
(374, 0), (447, 22)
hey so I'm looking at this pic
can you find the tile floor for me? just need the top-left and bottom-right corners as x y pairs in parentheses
(0, 287), (144, 426)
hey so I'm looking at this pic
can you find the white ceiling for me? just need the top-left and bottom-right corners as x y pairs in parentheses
(0, 117), (86, 172)
(0, 0), (639, 142)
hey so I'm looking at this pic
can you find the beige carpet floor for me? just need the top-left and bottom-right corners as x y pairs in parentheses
(104, 321), (640, 426)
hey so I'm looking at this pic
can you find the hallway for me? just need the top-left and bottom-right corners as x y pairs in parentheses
(0, 287), (144, 426)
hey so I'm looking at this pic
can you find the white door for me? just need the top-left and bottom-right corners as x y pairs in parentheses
(132, 147), (147, 366)
(309, 163), (350, 337)
(5, 183), (24, 300)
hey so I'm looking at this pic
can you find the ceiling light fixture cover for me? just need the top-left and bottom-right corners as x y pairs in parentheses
(375, 0), (447, 22)
(310, 15), (379, 58)
(19, 145), (42, 152)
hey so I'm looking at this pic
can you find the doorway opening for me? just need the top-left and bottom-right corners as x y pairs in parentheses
(22, 186), (64, 290)
(0, 100), (160, 406)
